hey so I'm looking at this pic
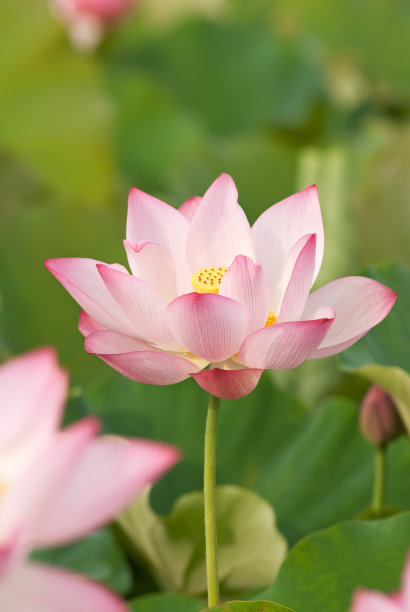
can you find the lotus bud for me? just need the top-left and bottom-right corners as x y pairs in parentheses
(359, 384), (405, 446)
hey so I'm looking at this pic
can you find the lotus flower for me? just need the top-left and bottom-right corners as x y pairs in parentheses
(351, 552), (410, 611)
(50, 0), (134, 51)
(0, 348), (179, 611)
(46, 174), (397, 400)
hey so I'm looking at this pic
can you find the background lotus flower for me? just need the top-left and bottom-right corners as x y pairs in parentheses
(46, 173), (397, 400)
(50, 0), (135, 51)
(0, 348), (180, 611)
(351, 552), (410, 611)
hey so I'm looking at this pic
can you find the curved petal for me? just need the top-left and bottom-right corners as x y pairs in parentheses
(303, 277), (397, 358)
(35, 439), (180, 546)
(95, 350), (205, 385)
(97, 264), (178, 349)
(123, 240), (177, 303)
(219, 255), (269, 334)
(192, 366), (263, 400)
(166, 292), (248, 362)
(78, 310), (105, 337)
(0, 562), (128, 612)
(45, 258), (135, 335)
(126, 187), (191, 295)
(238, 317), (335, 370)
(85, 330), (157, 354)
(186, 174), (255, 272)
(278, 234), (317, 322)
(179, 196), (201, 222)
(351, 590), (401, 612)
(252, 185), (323, 310)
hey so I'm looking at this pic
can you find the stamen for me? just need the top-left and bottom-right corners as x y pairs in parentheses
(265, 312), (277, 327)
(191, 266), (228, 294)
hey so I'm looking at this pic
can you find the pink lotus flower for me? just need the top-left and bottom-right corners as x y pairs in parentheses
(46, 174), (397, 400)
(351, 552), (410, 611)
(0, 348), (179, 611)
(50, 0), (134, 51)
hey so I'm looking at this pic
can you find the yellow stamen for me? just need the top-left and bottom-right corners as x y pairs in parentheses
(191, 266), (228, 294)
(265, 312), (277, 327)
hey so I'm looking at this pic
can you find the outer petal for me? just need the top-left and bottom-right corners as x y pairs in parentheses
(78, 310), (105, 336)
(252, 185), (323, 310)
(238, 317), (335, 370)
(179, 196), (201, 221)
(351, 590), (402, 612)
(34, 439), (180, 546)
(186, 174), (255, 272)
(303, 277), (397, 358)
(45, 258), (135, 335)
(94, 350), (205, 385)
(0, 562), (128, 612)
(166, 292), (248, 362)
(126, 187), (191, 295)
(278, 234), (317, 323)
(192, 366), (263, 400)
(85, 330), (157, 354)
(219, 255), (269, 334)
(97, 264), (178, 349)
(123, 240), (177, 303)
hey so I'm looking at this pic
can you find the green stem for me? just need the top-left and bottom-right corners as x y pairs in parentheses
(204, 393), (220, 608)
(372, 444), (386, 516)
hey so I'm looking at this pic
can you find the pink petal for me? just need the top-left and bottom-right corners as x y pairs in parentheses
(192, 366), (263, 400)
(186, 174), (255, 272)
(93, 350), (205, 385)
(179, 196), (202, 221)
(252, 185), (324, 311)
(303, 277), (398, 358)
(351, 589), (402, 612)
(278, 234), (317, 322)
(97, 264), (178, 349)
(123, 240), (177, 303)
(85, 330), (157, 354)
(34, 439), (180, 546)
(219, 255), (269, 334)
(0, 562), (128, 612)
(126, 187), (191, 295)
(45, 258), (135, 335)
(401, 553), (410, 608)
(238, 317), (334, 370)
(78, 310), (105, 337)
(166, 292), (248, 362)
(0, 349), (68, 483)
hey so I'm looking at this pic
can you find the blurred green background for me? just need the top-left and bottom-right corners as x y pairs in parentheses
(1, 0), (409, 393)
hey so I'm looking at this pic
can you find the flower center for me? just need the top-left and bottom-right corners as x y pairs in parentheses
(265, 312), (277, 327)
(191, 267), (228, 294)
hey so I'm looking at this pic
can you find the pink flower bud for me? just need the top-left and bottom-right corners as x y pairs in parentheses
(359, 384), (404, 446)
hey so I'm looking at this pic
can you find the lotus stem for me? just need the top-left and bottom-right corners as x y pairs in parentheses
(372, 444), (386, 516)
(204, 393), (220, 607)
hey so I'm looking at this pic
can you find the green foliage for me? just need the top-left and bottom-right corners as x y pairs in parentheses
(256, 511), (410, 612)
(129, 593), (204, 612)
(118, 485), (286, 598)
(207, 601), (294, 611)
(31, 529), (132, 595)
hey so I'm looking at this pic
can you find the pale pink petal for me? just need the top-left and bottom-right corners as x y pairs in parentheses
(192, 366), (263, 400)
(94, 350), (205, 385)
(45, 258), (135, 335)
(238, 317), (334, 370)
(0, 349), (68, 483)
(166, 292), (248, 362)
(97, 264), (178, 349)
(303, 277), (397, 358)
(179, 196), (201, 221)
(252, 185), (323, 310)
(186, 174), (255, 272)
(85, 330), (157, 354)
(351, 590), (402, 612)
(126, 188), (191, 295)
(35, 439), (180, 546)
(78, 310), (105, 337)
(278, 234), (317, 323)
(219, 255), (269, 334)
(123, 240), (177, 303)
(0, 562), (128, 612)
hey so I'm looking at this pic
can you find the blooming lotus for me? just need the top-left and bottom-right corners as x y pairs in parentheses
(46, 174), (397, 400)
(0, 348), (179, 612)
(351, 552), (410, 611)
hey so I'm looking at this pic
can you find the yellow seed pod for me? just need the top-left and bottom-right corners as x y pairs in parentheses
(191, 267), (228, 294)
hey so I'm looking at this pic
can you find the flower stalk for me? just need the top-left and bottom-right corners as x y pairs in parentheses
(372, 444), (386, 516)
(204, 393), (221, 607)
